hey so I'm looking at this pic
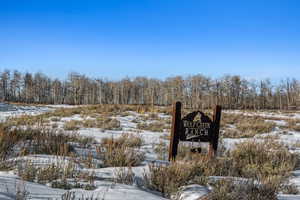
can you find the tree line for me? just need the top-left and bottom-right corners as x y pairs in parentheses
(0, 69), (299, 109)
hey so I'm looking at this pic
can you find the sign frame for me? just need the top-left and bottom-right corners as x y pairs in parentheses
(168, 101), (222, 161)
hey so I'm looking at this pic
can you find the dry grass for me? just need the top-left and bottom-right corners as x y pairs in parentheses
(154, 141), (196, 161)
(221, 128), (256, 138)
(221, 113), (276, 138)
(145, 140), (299, 197)
(136, 121), (168, 132)
(114, 167), (135, 185)
(48, 104), (167, 118)
(64, 120), (81, 130)
(143, 162), (207, 197)
(101, 133), (143, 148)
(51, 117), (61, 122)
(154, 140), (169, 160)
(256, 133), (280, 140)
(18, 162), (96, 190)
(5, 104), (161, 127)
(167, 140), (297, 182)
(286, 119), (300, 132)
(66, 117), (121, 131)
(205, 178), (278, 200)
(4, 104), (171, 133)
(0, 124), (94, 161)
(4, 105), (300, 197)
(236, 119), (276, 135)
(97, 134), (145, 167)
(6, 115), (51, 127)
(292, 140), (300, 148)
(101, 118), (121, 130)
(159, 133), (170, 140)
(97, 145), (145, 167)
(228, 140), (298, 180)
(281, 184), (300, 195)
(140, 113), (161, 121)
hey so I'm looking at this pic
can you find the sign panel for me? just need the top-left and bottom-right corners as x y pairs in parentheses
(180, 111), (213, 142)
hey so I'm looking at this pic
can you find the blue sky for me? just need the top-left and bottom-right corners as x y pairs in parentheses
(0, 0), (300, 80)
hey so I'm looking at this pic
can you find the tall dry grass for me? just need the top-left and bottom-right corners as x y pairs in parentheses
(97, 134), (145, 167)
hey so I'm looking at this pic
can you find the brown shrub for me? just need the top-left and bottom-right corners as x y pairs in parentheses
(137, 121), (168, 132)
(18, 162), (95, 190)
(0, 125), (24, 161)
(114, 167), (135, 185)
(64, 120), (81, 130)
(154, 140), (168, 160)
(146, 140), (299, 197)
(98, 145), (145, 167)
(0, 125), (92, 160)
(103, 118), (121, 130)
(236, 119), (276, 135)
(220, 113), (276, 138)
(221, 128), (257, 138)
(98, 134), (145, 167)
(101, 133), (143, 148)
(287, 119), (300, 131)
(143, 162), (205, 197)
(206, 178), (278, 200)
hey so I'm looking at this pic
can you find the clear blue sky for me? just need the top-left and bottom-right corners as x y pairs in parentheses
(0, 0), (300, 80)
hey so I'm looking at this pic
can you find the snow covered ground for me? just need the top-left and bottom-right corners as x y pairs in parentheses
(0, 171), (167, 200)
(0, 103), (54, 122)
(1, 104), (300, 199)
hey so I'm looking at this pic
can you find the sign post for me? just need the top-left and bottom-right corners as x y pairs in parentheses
(168, 101), (222, 161)
(208, 105), (222, 158)
(168, 101), (182, 161)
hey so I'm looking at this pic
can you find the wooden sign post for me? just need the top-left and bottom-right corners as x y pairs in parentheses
(208, 105), (222, 158)
(168, 101), (222, 161)
(168, 101), (182, 161)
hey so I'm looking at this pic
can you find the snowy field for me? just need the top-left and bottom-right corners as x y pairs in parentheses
(1, 103), (300, 200)
(0, 103), (78, 122)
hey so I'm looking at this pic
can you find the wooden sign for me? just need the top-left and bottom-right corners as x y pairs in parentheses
(168, 101), (222, 161)
(180, 111), (213, 142)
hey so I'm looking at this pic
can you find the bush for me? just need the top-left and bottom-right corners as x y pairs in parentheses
(206, 178), (278, 200)
(36, 164), (65, 184)
(229, 140), (298, 180)
(137, 121), (167, 132)
(101, 133), (143, 148)
(18, 162), (37, 182)
(0, 125), (92, 160)
(221, 113), (276, 138)
(114, 167), (135, 185)
(286, 119), (300, 131)
(236, 119), (275, 135)
(281, 184), (299, 195)
(18, 162), (75, 183)
(98, 134), (145, 167)
(144, 140), (299, 197)
(0, 125), (24, 161)
(185, 140), (298, 180)
(143, 162), (207, 197)
(103, 118), (121, 130)
(154, 140), (168, 160)
(64, 120), (81, 130)
(81, 117), (121, 130)
(98, 144), (145, 167)
(51, 117), (61, 122)
(18, 162), (96, 190)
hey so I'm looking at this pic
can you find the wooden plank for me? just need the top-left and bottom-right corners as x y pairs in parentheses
(168, 101), (182, 161)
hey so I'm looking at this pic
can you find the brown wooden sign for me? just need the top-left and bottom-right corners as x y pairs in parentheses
(180, 111), (213, 142)
(168, 102), (222, 161)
